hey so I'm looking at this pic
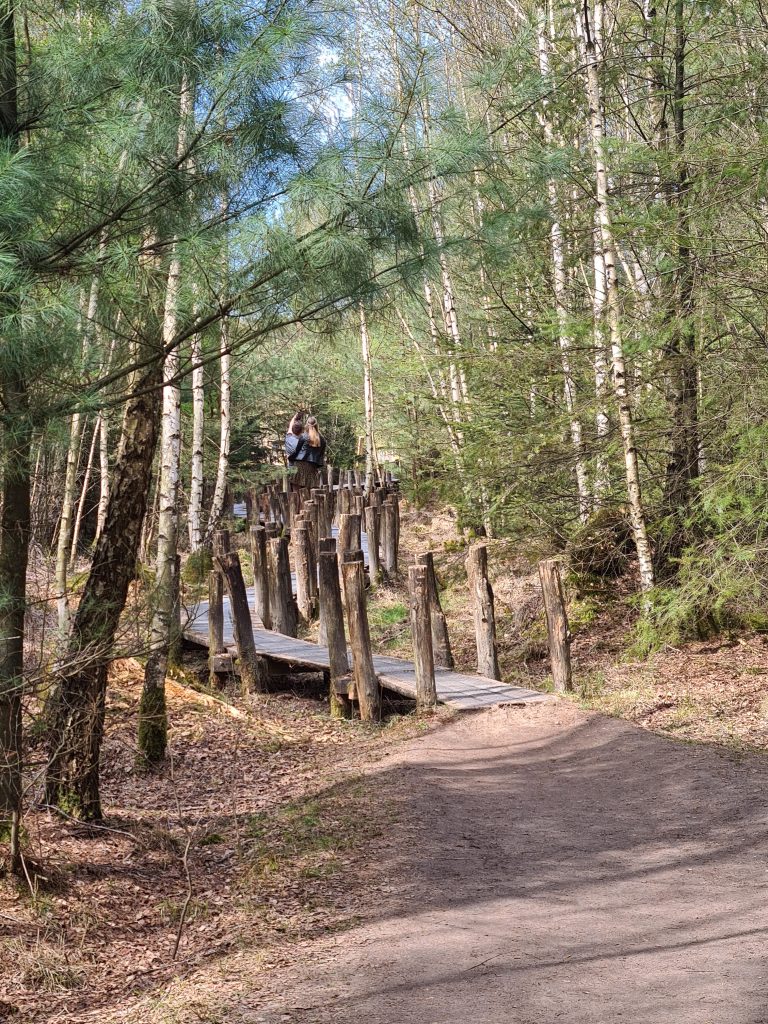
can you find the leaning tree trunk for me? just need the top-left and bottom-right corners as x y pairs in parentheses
(46, 357), (162, 820)
(577, 0), (655, 594)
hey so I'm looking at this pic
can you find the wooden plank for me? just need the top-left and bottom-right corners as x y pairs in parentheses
(183, 597), (547, 711)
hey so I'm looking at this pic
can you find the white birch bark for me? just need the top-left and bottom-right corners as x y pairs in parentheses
(55, 411), (84, 642)
(537, 8), (590, 522)
(204, 316), (231, 541)
(96, 410), (109, 542)
(576, 0), (655, 593)
(187, 325), (204, 551)
(68, 416), (99, 572)
(592, 218), (611, 498)
(359, 302), (377, 494)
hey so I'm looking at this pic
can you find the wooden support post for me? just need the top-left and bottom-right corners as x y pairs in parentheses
(268, 535), (298, 637)
(409, 565), (437, 709)
(215, 551), (267, 694)
(466, 544), (500, 680)
(415, 552), (454, 669)
(279, 490), (291, 528)
(381, 499), (397, 577)
(213, 529), (230, 558)
(265, 521), (279, 540)
(249, 525), (271, 629)
(338, 513), (361, 560)
(538, 558), (573, 693)
(319, 549), (352, 717)
(268, 491), (281, 525)
(207, 569), (225, 688)
(321, 489), (333, 539)
(293, 523), (316, 624)
(317, 536), (336, 645)
(363, 505), (381, 585)
(341, 552), (381, 722)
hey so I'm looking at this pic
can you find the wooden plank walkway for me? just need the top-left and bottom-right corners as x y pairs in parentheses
(183, 589), (545, 711)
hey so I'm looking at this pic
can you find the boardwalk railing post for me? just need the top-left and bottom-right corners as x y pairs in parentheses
(249, 525), (271, 629)
(268, 535), (298, 637)
(381, 498), (398, 577)
(279, 490), (291, 529)
(538, 558), (573, 692)
(415, 551), (454, 669)
(341, 551), (381, 722)
(339, 512), (361, 555)
(466, 544), (500, 680)
(215, 550), (267, 694)
(409, 564), (437, 710)
(363, 505), (381, 585)
(318, 536), (336, 645)
(293, 522), (316, 623)
(319, 549), (352, 718)
(207, 569), (225, 688)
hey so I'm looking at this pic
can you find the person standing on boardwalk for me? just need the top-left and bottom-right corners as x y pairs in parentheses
(294, 415), (326, 488)
(285, 412), (306, 464)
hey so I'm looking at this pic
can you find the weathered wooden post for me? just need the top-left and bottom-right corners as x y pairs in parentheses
(409, 564), (437, 710)
(415, 552), (454, 669)
(319, 548), (352, 717)
(249, 525), (271, 629)
(381, 498), (398, 577)
(538, 558), (573, 692)
(363, 505), (381, 585)
(213, 529), (230, 558)
(215, 551), (267, 694)
(268, 535), (298, 637)
(293, 522), (316, 623)
(338, 512), (361, 561)
(341, 551), (381, 721)
(279, 490), (291, 529)
(268, 490), (281, 525)
(265, 521), (280, 540)
(466, 544), (500, 680)
(318, 536), (336, 645)
(207, 569), (225, 688)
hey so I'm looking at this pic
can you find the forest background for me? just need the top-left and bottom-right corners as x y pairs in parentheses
(1, 0), (768, 874)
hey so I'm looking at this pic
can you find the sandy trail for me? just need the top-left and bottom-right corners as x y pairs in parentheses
(258, 702), (768, 1024)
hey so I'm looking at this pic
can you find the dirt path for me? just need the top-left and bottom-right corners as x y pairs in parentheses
(257, 702), (768, 1024)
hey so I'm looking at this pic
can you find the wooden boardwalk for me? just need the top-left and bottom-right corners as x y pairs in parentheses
(183, 590), (545, 712)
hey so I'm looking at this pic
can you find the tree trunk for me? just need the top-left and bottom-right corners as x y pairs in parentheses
(55, 412), (84, 643)
(662, 0), (699, 523)
(359, 302), (377, 494)
(47, 356), (162, 820)
(537, 10), (590, 521)
(576, 0), (655, 593)
(138, 246), (183, 765)
(187, 325), (204, 552)
(69, 415), (99, 572)
(0, 1), (28, 871)
(96, 410), (109, 542)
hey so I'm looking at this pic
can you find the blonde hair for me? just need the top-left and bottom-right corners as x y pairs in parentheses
(306, 416), (322, 447)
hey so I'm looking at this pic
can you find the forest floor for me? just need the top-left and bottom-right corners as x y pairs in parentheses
(3, 502), (768, 1021)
